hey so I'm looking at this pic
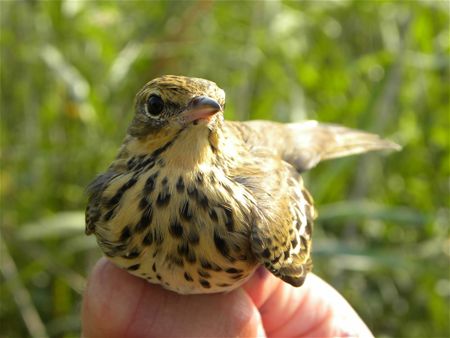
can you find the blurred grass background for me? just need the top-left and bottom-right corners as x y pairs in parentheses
(1, 1), (449, 337)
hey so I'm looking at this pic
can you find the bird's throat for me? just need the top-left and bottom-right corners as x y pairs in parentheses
(164, 127), (219, 169)
(123, 126), (223, 172)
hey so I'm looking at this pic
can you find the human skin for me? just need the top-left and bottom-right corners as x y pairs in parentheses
(82, 258), (373, 337)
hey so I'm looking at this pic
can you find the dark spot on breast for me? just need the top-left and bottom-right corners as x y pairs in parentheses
(169, 220), (183, 238)
(196, 190), (209, 209)
(187, 185), (198, 199)
(177, 242), (189, 257)
(152, 263), (156, 272)
(284, 249), (290, 260)
(199, 279), (211, 288)
(106, 243), (127, 254)
(127, 156), (137, 170)
(142, 231), (153, 246)
(214, 231), (230, 258)
(156, 274), (162, 280)
(200, 259), (212, 270)
(198, 269), (211, 278)
(123, 248), (140, 259)
(176, 176), (185, 193)
(103, 206), (117, 221)
(186, 251), (196, 263)
(177, 241), (196, 263)
(138, 195), (150, 210)
(161, 177), (168, 185)
(167, 254), (184, 267)
(136, 156), (155, 171)
(262, 248), (271, 259)
(180, 200), (192, 221)
(156, 186), (171, 207)
(217, 283), (230, 287)
(291, 238), (298, 248)
(225, 268), (243, 274)
(224, 207), (234, 232)
(209, 209), (218, 222)
(271, 255), (281, 264)
(123, 177), (138, 189)
(196, 172), (204, 184)
(146, 161), (156, 171)
(151, 138), (176, 158)
(127, 264), (140, 271)
(119, 225), (131, 242)
(231, 274), (244, 280)
(187, 232), (200, 245)
(135, 204), (153, 233)
(108, 177), (138, 208)
(144, 172), (159, 194)
(184, 272), (193, 282)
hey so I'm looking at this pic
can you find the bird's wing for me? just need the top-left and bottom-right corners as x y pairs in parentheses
(85, 171), (118, 235)
(228, 149), (315, 287)
(226, 120), (400, 172)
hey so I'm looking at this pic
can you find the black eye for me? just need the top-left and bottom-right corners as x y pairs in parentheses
(145, 95), (164, 116)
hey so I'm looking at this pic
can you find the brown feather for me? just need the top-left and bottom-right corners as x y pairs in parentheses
(227, 120), (400, 172)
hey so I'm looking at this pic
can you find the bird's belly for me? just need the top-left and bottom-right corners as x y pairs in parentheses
(108, 243), (258, 294)
(95, 165), (259, 293)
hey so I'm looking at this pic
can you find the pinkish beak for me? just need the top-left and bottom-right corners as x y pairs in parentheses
(183, 96), (222, 124)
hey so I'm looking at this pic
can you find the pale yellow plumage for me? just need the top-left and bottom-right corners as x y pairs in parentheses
(86, 75), (399, 294)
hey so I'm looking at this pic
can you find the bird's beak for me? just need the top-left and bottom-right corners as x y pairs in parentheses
(182, 96), (222, 124)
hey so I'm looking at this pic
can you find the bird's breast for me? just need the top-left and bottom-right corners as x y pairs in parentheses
(93, 152), (259, 293)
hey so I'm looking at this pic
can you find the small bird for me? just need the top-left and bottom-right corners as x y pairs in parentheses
(85, 75), (399, 294)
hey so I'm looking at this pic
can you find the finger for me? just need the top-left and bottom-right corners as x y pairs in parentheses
(243, 268), (373, 337)
(82, 258), (266, 338)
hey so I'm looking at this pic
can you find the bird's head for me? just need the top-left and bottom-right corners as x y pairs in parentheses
(128, 75), (225, 138)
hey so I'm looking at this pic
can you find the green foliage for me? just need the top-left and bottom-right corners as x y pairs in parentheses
(1, 1), (448, 337)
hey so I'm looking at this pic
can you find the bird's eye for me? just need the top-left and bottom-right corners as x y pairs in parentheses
(145, 95), (164, 117)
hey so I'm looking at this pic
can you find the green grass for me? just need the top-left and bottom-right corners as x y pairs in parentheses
(1, 1), (449, 337)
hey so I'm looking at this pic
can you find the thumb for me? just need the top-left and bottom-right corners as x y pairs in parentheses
(82, 258), (266, 338)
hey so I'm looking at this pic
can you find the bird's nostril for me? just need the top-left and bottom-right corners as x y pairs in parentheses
(191, 97), (201, 106)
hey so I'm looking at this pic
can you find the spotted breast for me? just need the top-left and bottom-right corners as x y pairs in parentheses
(86, 75), (399, 294)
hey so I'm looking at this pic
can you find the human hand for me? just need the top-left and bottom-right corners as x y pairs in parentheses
(82, 258), (373, 337)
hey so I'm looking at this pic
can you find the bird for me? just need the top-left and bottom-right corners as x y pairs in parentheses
(85, 75), (400, 294)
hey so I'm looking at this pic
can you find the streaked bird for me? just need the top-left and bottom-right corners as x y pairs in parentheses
(85, 75), (399, 294)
